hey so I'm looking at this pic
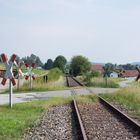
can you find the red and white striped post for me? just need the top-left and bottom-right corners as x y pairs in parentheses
(14, 60), (24, 90)
(24, 63), (36, 90)
(0, 53), (17, 108)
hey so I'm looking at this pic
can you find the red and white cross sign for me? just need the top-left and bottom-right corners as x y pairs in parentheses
(14, 60), (24, 78)
(25, 63), (36, 80)
(1, 54), (17, 86)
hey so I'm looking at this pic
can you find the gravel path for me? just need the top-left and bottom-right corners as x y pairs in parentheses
(23, 104), (82, 140)
(78, 103), (140, 140)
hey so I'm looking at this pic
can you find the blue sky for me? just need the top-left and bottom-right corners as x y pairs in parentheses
(0, 0), (140, 64)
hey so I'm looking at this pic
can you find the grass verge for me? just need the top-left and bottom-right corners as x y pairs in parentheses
(13, 68), (66, 92)
(0, 97), (71, 140)
(91, 77), (119, 88)
(75, 94), (98, 104)
(100, 84), (140, 118)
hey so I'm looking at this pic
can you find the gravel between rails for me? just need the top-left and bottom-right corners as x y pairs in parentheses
(78, 103), (140, 140)
(67, 76), (81, 87)
(23, 104), (82, 140)
(110, 102), (140, 124)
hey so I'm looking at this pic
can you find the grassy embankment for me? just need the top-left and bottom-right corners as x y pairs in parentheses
(100, 82), (140, 118)
(79, 76), (121, 88)
(91, 77), (120, 88)
(0, 97), (71, 140)
(15, 68), (66, 92)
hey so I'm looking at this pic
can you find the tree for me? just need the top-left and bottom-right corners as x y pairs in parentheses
(104, 63), (115, 76)
(43, 59), (53, 70)
(103, 64), (113, 87)
(22, 54), (43, 67)
(53, 55), (67, 72)
(36, 56), (43, 67)
(70, 55), (91, 76)
(83, 70), (100, 86)
(118, 64), (136, 70)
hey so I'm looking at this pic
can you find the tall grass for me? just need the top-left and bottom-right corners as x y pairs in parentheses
(47, 68), (63, 81)
(14, 68), (65, 92)
(91, 77), (119, 88)
(101, 83), (140, 117)
(75, 94), (98, 104)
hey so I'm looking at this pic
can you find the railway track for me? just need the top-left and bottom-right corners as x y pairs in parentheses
(74, 97), (140, 140)
(98, 96), (140, 133)
(66, 75), (84, 87)
(72, 99), (88, 140)
(24, 76), (140, 139)
(66, 76), (140, 139)
(24, 97), (140, 139)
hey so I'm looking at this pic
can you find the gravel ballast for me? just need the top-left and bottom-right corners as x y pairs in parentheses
(78, 103), (140, 140)
(23, 104), (82, 140)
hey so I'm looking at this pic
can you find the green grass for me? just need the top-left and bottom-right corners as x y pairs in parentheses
(47, 68), (63, 81)
(100, 83), (140, 118)
(91, 77), (119, 88)
(21, 68), (47, 76)
(0, 63), (5, 70)
(75, 94), (98, 104)
(78, 76), (120, 88)
(0, 97), (72, 140)
(13, 68), (65, 92)
(33, 69), (48, 76)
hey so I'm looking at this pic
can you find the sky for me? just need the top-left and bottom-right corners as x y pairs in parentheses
(0, 0), (140, 64)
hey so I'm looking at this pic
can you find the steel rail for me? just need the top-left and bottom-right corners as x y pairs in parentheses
(73, 99), (88, 140)
(66, 75), (84, 87)
(71, 76), (84, 86)
(66, 75), (70, 87)
(98, 96), (140, 134)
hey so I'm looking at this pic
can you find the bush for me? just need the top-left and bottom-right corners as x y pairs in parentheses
(70, 55), (91, 76)
(48, 68), (63, 81)
(83, 71), (101, 86)
(91, 77), (119, 88)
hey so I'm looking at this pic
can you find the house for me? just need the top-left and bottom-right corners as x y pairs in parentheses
(91, 64), (104, 74)
(110, 72), (118, 78)
(118, 70), (138, 78)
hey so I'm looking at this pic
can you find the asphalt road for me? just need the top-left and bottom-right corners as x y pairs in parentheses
(0, 87), (119, 105)
(0, 78), (134, 106)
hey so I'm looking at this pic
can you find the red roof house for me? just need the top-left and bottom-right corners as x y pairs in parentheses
(118, 70), (138, 78)
(91, 64), (104, 73)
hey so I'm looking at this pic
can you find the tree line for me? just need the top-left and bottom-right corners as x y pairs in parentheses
(43, 55), (92, 76)
(0, 53), (138, 76)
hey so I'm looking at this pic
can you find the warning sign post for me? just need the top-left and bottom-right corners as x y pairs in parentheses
(25, 63), (36, 91)
(0, 53), (17, 108)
